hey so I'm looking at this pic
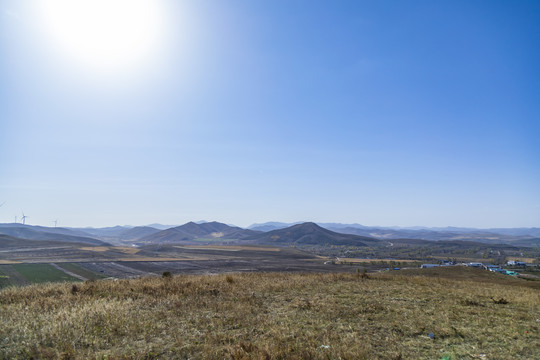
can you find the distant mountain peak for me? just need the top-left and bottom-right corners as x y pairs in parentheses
(138, 220), (258, 244)
(290, 222), (323, 231)
(246, 222), (380, 247)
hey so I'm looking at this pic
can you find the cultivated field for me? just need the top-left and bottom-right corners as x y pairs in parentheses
(0, 245), (363, 287)
(12, 263), (80, 284)
(0, 263), (81, 286)
(0, 267), (538, 359)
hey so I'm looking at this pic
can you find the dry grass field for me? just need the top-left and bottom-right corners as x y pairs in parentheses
(506, 257), (537, 263)
(336, 258), (420, 264)
(79, 246), (141, 254)
(174, 245), (281, 252)
(0, 267), (538, 359)
(0, 260), (21, 264)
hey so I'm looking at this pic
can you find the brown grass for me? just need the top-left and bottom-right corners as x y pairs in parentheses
(338, 258), (420, 263)
(79, 246), (140, 254)
(0, 268), (538, 359)
(174, 245), (281, 252)
(506, 257), (536, 263)
(79, 246), (110, 252)
(0, 260), (21, 264)
(112, 246), (141, 254)
(116, 257), (209, 262)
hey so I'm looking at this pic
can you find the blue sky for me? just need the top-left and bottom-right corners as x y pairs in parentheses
(1, 0), (539, 228)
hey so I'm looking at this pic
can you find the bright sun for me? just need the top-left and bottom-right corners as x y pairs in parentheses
(37, 0), (166, 76)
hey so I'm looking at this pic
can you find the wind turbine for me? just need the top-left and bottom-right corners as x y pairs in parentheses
(21, 211), (28, 225)
(0, 201), (5, 207)
(52, 219), (58, 228)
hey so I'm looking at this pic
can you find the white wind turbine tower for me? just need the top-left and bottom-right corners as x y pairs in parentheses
(52, 219), (58, 228)
(21, 211), (28, 225)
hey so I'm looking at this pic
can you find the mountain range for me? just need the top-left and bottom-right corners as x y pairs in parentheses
(0, 224), (108, 245)
(137, 221), (260, 244)
(0, 221), (538, 249)
(249, 222), (540, 243)
(244, 222), (381, 247)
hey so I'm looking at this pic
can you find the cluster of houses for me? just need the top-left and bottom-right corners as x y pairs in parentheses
(420, 260), (529, 276)
(507, 260), (527, 266)
(468, 262), (519, 276)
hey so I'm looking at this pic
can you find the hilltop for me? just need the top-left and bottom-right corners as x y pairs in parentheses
(0, 268), (537, 359)
(246, 222), (381, 247)
(138, 221), (260, 244)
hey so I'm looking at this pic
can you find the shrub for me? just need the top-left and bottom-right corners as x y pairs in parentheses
(460, 298), (484, 307)
(358, 267), (369, 279)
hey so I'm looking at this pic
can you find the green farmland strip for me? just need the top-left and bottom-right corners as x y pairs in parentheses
(57, 263), (107, 280)
(0, 267), (14, 288)
(0, 265), (29, 287)
(12, 264), (80, 284)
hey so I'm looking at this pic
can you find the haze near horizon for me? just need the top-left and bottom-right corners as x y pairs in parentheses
(1, 0), (539, 228)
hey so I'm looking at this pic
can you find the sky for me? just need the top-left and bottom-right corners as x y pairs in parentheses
(0, 0), (539, 228)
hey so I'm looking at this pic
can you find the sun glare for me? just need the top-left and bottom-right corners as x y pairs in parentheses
(37, 0), (166, 76)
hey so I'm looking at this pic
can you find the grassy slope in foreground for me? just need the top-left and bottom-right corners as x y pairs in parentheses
(0, 268), (538, 360)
